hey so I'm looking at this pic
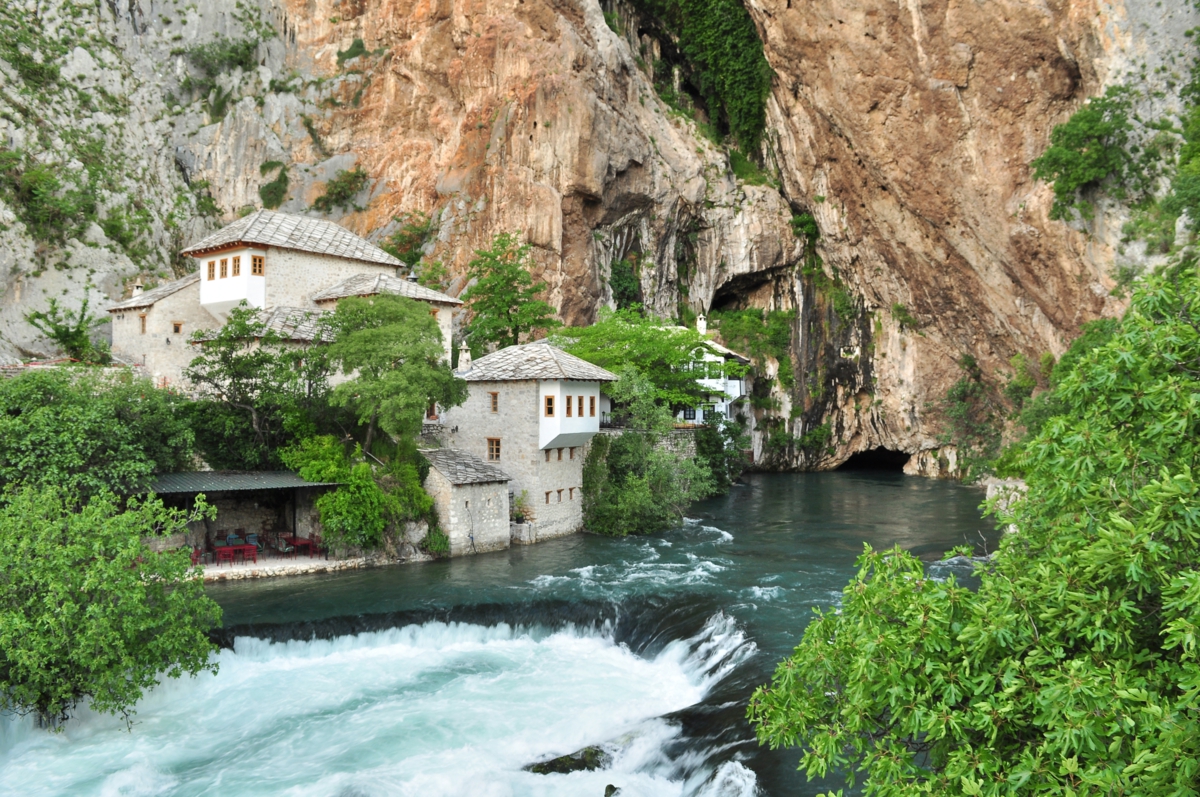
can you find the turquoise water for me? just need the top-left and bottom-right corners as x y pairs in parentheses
(0, 472), (997, 795)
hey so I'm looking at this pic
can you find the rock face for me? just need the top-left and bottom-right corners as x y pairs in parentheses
(745, 0), (1198, 471)
(1, 0), (1194, 473)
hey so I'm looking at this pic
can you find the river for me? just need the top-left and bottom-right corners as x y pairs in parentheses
(1, 472), (999, 796)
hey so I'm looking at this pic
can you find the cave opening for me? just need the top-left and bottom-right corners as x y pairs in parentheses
(838, 447), (911, 472)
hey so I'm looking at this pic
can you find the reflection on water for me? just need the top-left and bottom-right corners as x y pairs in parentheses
(0, 472), (997, 796)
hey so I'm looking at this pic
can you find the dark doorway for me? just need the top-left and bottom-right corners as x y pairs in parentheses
(838, 447), (911, 472)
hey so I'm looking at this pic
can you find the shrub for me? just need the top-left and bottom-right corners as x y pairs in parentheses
(180, 35), (258, 98)
(311, 166), (369, 212)
(1031, 86), (1133, 220)
(258, 161), (289, 209)
(336, 38), (367, 66)
(608, 255), (641, 309)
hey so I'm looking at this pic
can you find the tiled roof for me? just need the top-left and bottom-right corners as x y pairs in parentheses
(149, 471), (339, 494)
(258, 306), (332, 341)
(107, 273), (200, 312)
(459, 342), (618, 383)
(180, 210), (403, 267)
(664, 325), (750, 364)
(422, 449), (511, 485)
(311, 273), (462, 306)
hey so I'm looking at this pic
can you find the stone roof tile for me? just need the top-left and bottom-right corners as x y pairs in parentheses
(311, 272), (461, 305)
(422, 448), (511, 485)
(458, 342), (617, 383)
(107, 273), (200, 312)
(180, 210), (402, 267)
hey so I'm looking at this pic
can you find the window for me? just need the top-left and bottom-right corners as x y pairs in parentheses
(426, 402), (438, 420)
(544, 395), (555, 417)
(544, 449), (551, 462)
(569, 447), (576, 460)
(565, 395), (572, 417)
(569, 487), (575, 500)
(489, 392), (499, 413)
(172, 322), (183, 335)
(545, 491), (551, 504)
(251, 255), (265, 276)
(578, 396), (583, 415)
(683, 407), (696, 420)
(207, 261), (215, 280)
(232, 256), (241, 276)
(487, 438), (501, 461)
(219, 258), (228, 278)
(557, 448), (563, 461)
(139, 314), (147, 334)
(557, 489), (563, 503)
(590, 396), (596, 417)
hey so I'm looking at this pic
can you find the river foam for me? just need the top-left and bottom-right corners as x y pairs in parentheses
(1, 614), (756, 797)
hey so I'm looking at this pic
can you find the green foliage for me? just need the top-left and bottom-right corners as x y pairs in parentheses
(311, 166), (369, 212)
(301, 115), (330, 158)
(423, 525), (450, 557)
(581, 368), (715, 535)
(890, 302), (920, 332)
(0, 150), (95, 243)
(0, 486), (220, 728)
(1002, 352), (1040, 408)
(694, 416), (748, 490)
(789, 212), (818, 240)
(942, 354), (1001, 476)
(0, 369), (194, 496)
(336, 38), (367, 66)
(24, 285), (110, 363)
(380, 211), (435, 267)
(729, 149), (773, 186)
(1031, 86), (1133, 220)
(258, 161), (289, 209)
(186, 305), (333, 469)
(553, 308), (712, 408)
(180, 35), (258, 99)
(461, 232), (561, 352)
(604, 11), (621, 33)
(630, 0), (772, 152)
(1123, 198), (1179, 255)
(795, 422), (831, 451)
(191, 179), (222, 217)
(326, 294), (468, 449)
(0, 42), (60, 88)
(608, 255), (642, 309)
(710, 308), (792, 363)
(283, 435), (435, 553)
(416, 259), (450, 291)
(750, 257), (1200, 796)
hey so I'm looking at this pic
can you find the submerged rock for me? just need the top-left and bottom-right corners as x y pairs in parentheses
(605, 786), (621, 796)
(524, 746), (611, 775)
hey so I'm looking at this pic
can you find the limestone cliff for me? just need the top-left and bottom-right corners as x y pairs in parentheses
(0, 0), (1193, 475)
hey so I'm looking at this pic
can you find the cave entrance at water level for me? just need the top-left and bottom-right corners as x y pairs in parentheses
(838, 447), (910, 472)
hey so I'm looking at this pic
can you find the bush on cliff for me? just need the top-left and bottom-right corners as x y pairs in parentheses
(749, 256), (1200, 795)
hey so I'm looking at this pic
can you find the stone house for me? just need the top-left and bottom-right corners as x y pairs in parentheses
(674, 316), (750, 426)
(107, 210), (460, 387)
(436, 342), (617, 540)
(422, 448), (511, 556)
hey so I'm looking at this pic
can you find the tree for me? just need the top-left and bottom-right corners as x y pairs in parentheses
(185, 304), (332, 469)
(553, 307), (716, 409)
(0, 368), (194, 496)
(461, 232), (560, 353)
(748, 257), (1200, 796)
(380, 210), (435, 268)
(582, 367), (715, 535)
(0, 486), (221, 728)
(326, 294), (468, 452)
(24, 284), (110, 363)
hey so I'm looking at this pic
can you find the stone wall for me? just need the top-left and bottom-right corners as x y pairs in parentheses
(261, 248), (394, 310)
(425, 468), (511, 556)
(438, 378), (586, 539)
(111, 280), (216, 387)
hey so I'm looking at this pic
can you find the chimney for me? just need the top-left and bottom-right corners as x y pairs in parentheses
(458, 342), (472, 371)
(696, 314), (707, 336)
(132, 280), (144, 296)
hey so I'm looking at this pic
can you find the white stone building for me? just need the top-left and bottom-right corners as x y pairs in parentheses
(107, 210), (461, 387)
(675, 317), (750, 426)
(422, 449), (512, 556)
(436, 342), (618, 540)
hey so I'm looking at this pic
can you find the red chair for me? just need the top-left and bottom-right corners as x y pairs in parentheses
(239, 545), (257, 564)
(190, 547), (203, 566)
(216, 548), (236, 567)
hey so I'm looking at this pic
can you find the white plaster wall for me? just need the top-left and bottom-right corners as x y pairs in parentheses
(538, 380), (600, 448)
(197, 247), (267, 317)
(110, 280), (218, 388)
